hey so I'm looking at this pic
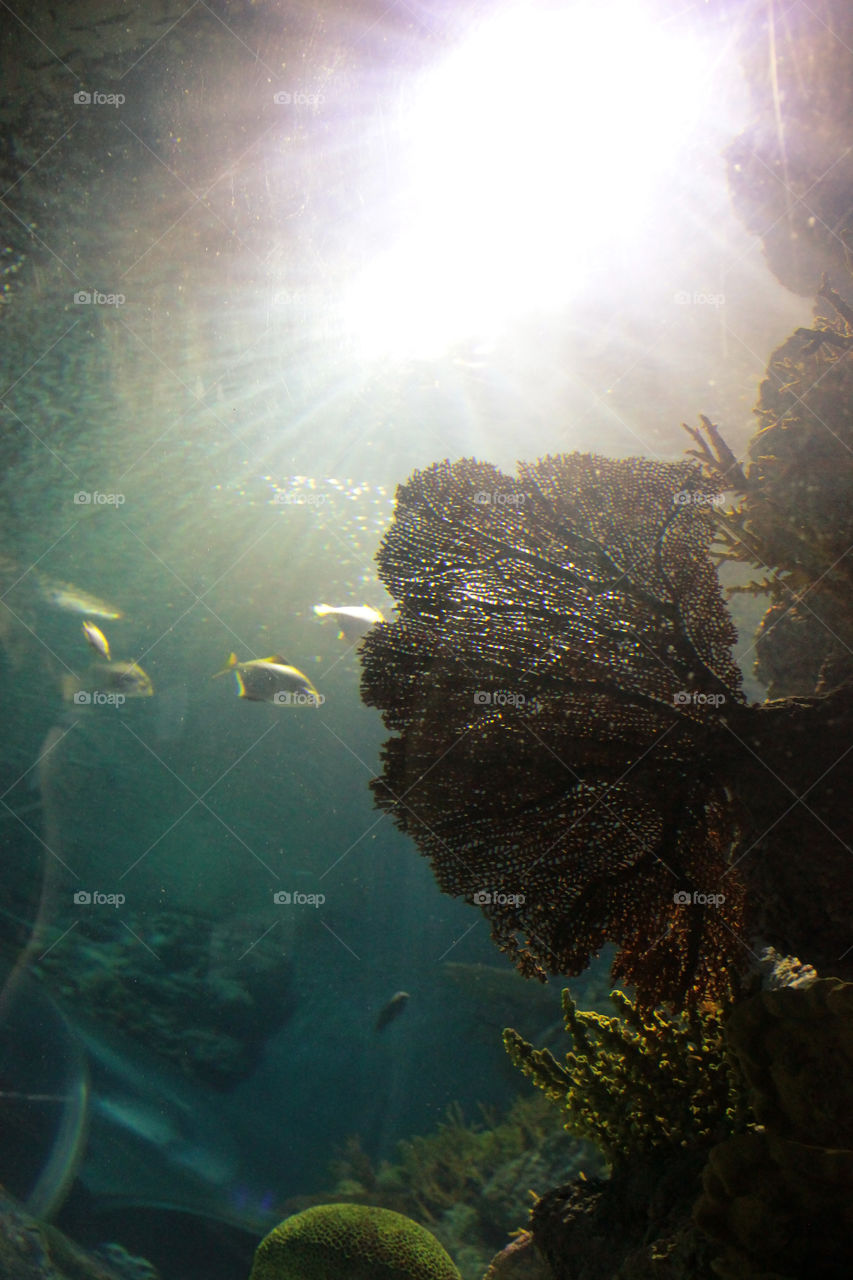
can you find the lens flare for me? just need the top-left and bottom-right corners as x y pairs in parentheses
(342, 2), (706, 357)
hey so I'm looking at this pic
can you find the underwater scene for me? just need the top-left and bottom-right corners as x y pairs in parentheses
(1, 1), (851, 1278)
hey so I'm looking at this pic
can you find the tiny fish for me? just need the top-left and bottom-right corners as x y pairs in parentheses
(35, 572), (123, 619)
(375, 990), (410, 1033)
(82, 620), (110, 661)
(213, 653), (321, 706)
(313, 603), (384, 644)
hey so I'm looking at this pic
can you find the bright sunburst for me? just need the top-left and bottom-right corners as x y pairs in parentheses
(341, 2), (707, 358)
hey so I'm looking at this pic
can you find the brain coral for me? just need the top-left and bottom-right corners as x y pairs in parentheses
(249, 1203), (462, 1280)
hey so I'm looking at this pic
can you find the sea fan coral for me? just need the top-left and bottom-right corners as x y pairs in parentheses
(361, 450), (853, 1006)
(361, 453), (750, 1008)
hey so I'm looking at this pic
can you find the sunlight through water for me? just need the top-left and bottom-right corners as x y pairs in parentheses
(341, 2), (709, 358)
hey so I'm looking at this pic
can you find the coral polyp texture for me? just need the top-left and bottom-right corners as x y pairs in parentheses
(249, 1203), (462, 1280)
(504, 989), (750, 1171)
(360, 453), (750, 1009)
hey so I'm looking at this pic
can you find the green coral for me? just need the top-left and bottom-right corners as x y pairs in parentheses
(388, 1099), (547, 1222)
(249, 1203), (462, 1280)
(504, 989), (751, 1171)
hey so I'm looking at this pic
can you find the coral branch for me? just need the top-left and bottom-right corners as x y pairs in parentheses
(681, 416), (748, 491)
(504, 989), (750, 1172)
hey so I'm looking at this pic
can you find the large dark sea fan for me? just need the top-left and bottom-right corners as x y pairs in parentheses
(360, 454), (751, 1009)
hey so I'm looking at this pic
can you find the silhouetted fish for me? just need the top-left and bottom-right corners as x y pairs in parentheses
(374, 990), (410, 1032)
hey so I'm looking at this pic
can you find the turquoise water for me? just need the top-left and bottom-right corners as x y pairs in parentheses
(0, 3), (830, 1279)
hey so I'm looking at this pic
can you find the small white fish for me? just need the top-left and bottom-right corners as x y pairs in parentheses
(82, 620), (110, 660)
(313, 603), (384, 644)
(35, 572), (123, 620)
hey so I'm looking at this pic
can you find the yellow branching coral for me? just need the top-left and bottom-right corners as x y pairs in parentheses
(503, 990), (751, 1172)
